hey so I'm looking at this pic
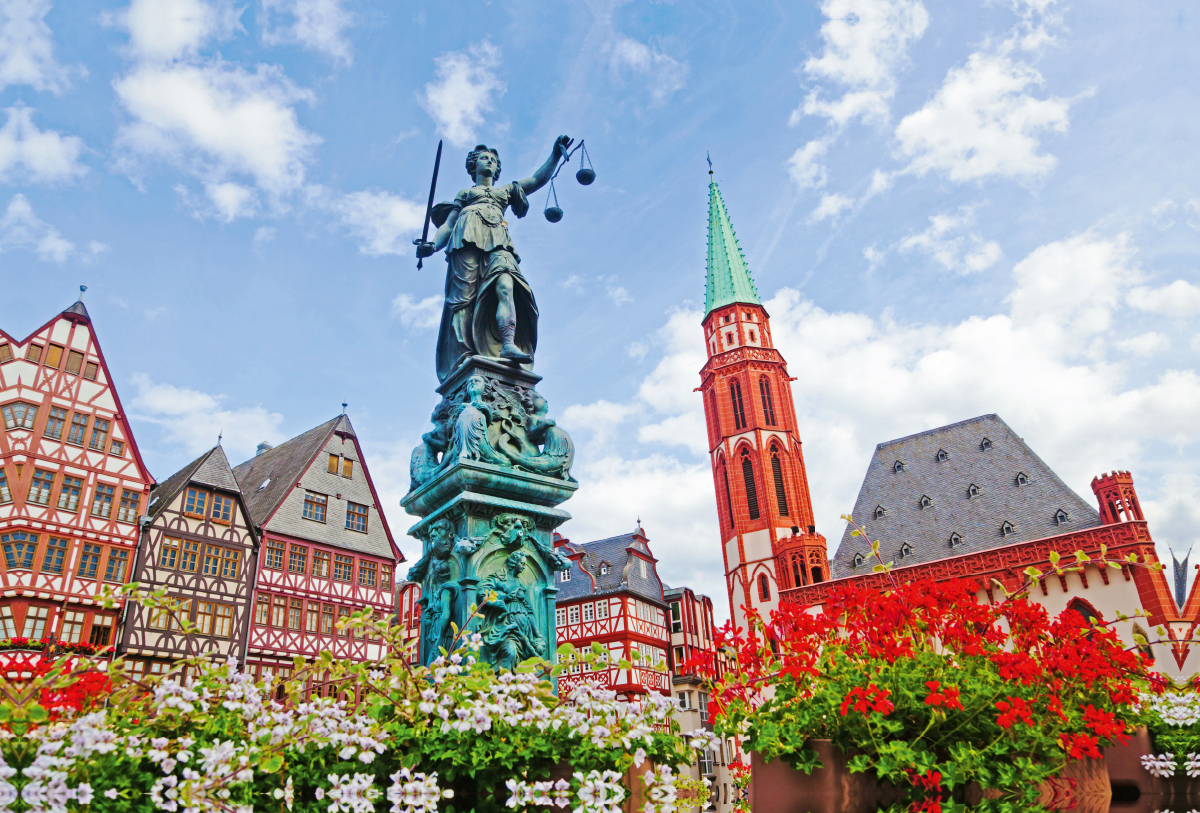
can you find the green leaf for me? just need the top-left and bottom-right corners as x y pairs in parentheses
(261, 755), (284, 773)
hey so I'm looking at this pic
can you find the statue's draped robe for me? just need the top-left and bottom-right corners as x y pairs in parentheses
(432, 182), (538, 382)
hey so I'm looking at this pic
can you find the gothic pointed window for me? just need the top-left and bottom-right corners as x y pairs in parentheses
(741, 450), (760, 521)
(758, 573), (771, 601)
(770, 448), (789, 517)
(853, 552), (864, 568)
(936, 449), (949, 462)
(1001, 521), (1015, 536)
(873, 505), (885, 520)
(893, 460), (905, 473)
(791, 558), (804, 587)
(707, 390), (720, 435)
(949, 532), (962, 548)
(758, 377), (777, 426)
(1055, 509), (1070, 525)
(919, 495), (932, 509)
(720, 460), (734, 529)
(967, 484), (979, 498)
(730, 380), (747, 430)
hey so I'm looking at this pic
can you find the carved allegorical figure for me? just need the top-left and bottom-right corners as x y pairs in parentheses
(442, 375), (511, 469)
(415, 137), (574, 382)
(406, 518), (458, 658)
(479, 550), (546, 671)
(507, 391), (575, 481)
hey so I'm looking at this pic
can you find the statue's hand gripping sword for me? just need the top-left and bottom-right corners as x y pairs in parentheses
(413, 139), (443, 269)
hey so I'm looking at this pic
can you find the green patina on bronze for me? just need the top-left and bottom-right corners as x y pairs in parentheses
(705, 176), (761, 318)
(404, 139), (580, 674)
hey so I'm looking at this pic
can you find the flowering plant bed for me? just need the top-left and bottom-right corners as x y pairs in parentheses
(1140, 687), (1200, 780)
(0, 637), (108, 657)
(695, 539), (1168, 812)
(0, 601), (695, 813)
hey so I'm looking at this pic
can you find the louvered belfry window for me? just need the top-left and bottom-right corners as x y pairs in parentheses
(730, 379), (747, 430)
(771, 451), (789, 517)
(759, 377), (777, 426)
(720, 461), (734, 529)
(741, 451), (760, 520)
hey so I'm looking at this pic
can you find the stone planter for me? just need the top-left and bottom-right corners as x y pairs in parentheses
(1105, 726), (1200, 808)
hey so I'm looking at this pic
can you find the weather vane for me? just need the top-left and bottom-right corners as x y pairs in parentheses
(707, 151), (712, 174)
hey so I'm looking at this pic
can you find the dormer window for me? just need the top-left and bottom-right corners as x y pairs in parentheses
(949, 532), (963, 548)
(1001, 521), (1015, 536)
(1055, 509), (1070, 525)
(873, 505), (886, 520)
(966, 484), (979, 498)
(899, 543), (913, 559)
(853, 552), (864, 568)
(936, 449), (949, 462)
(1015, 472), (1028, 486)
(980, 438), (992, 450)
(893, 460), (905, 473)
(600, 562), (610, 576)
(919, 495), (932, 509)
(561, 569), (571, 582)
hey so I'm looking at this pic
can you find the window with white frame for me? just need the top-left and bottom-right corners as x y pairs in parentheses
(582, 603), (594, 622)
(568, 605), (579, 624)
(555, 607), (566, 627)
(596, 601), (609, 620)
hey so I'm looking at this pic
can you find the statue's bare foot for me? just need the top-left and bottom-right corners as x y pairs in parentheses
(500, 344), (533, 363)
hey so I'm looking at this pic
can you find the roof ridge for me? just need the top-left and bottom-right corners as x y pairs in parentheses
(150, 447), (217, 519)
(875, 413), (1001, 451)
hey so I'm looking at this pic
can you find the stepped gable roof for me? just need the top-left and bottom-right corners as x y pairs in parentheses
(830, 414), (1101, 579)
(148, 446), (241, 520)
(704, 177), (761, 318)
(232, 415), (345, 527)
(557, 530), (666, 606)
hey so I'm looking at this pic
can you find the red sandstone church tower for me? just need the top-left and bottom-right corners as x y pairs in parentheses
(697, 171), (828, 631)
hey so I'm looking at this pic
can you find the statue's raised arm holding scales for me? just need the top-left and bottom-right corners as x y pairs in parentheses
(415, 135), (573, 382)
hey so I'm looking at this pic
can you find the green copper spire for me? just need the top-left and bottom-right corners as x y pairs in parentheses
(705, 174), (761, 318)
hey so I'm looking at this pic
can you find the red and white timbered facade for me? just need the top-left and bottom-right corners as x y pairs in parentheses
(0, 300), (154, 663)
(553, 527), (671, 698)
(232, 416), (404, 686)
(119, 446), (259, 673)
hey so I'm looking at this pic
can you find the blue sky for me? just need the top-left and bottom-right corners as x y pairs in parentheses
(2, 0), (1197, 617)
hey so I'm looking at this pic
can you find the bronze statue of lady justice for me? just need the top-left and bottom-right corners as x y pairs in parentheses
(414, 136), (574, 383)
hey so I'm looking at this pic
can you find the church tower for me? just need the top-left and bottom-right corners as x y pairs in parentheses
(698, 171), (827, 631)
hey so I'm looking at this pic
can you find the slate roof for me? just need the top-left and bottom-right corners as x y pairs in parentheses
(705, 178), (761, 318)
(232, 415), (346, 528)
(556, 529), (666, 606)
(830, 414), (1102, 578)
(148, 446), (241, 520)
(62, 300), (90, 320)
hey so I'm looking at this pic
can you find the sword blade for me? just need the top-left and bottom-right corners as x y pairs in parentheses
(416, 140), (443, 269)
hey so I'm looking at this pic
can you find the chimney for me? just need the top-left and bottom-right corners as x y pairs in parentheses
(256, 442), (274, 456)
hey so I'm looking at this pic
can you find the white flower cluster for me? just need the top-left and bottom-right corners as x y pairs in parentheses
(294, 698), (387, 763)
(505, 777), (572, 809)
(18, 718), (98, 813)
(388, 768), (454, 813)
(641, 765), (679, 813)
(686, 729), (719, 752)
(315, 773), (381, 813)
(504, 770), (629, 813)
(1141, 692), (1200, 727)
(1143, 753), (1177, 778)
(560, 681), (676, 751)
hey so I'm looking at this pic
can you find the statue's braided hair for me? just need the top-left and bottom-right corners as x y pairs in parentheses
(466, 145), (501, 181)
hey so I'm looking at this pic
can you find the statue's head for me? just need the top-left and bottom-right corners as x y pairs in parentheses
(521, 391), (548, 416)
(466, 145), (501, 182)
(465, 375), (487, 401)
(432, 559), (452, 582)
(427, 517), (454, 555)
(505, 549), (527, 576)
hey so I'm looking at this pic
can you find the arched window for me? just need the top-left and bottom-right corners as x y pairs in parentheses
(729, 379), (747, 430)
(719, 460), (734, 529)
(759, 377), (777, 426)
(759, 573), (771, 601)
(741, 450), (760, 520)
(1067, 599), (1101, 627)
(707, 390), (720, 435)
(770, 448), (789, 517)
(810, 567), (823, 583)
(791, 558), (806, 587)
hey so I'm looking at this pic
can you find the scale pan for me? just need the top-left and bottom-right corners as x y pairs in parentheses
(576, 167), (596, 185)
(544, 206), (564, 223)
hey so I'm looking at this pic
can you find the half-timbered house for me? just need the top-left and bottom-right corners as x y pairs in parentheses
(553, 524), (671, 698)
(395, 578), (422, 665)
(118, 445), (258, 675)
(0, 299), (154, 666)
(232, 415), (403, 686)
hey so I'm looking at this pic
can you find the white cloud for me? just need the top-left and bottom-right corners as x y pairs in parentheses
(898, 207), (1002, 274)
(391, 293), (441, 331)
(114, 61), (319, 214)
(0, 0), (76, 92)
(1129, 280), (1200, 318)
(129, 373), (285, 463)
(328, 188), (424, 256)
(810, 193), (854, 222)
(1116, 332), (1170, 357)
(110, 0), (241, 62)
(600, 275), (632, 305)
(418, 41), (505, 149)
(787, 139), (828, 190)
(203, 180), (258, 221)
(561, 230), (1200, 620)
(261, 0), (353, 65)
(795, 0), (929, 128)
(895, 52), (1072, 182)
(1150, 199), (1176, 231)
(0, 104), (86, 184)
(253, 225), (276, 246)
(607, 34), (688, 103)
(0, 193), (74, 261)
(1187, 200), (1200, 231)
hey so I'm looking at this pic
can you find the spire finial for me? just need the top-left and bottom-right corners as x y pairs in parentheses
(706, 151), (712, 175)
(217, 428), (223, 446)
(341, 402), (348, 415)
(77, 284), (87, 302)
